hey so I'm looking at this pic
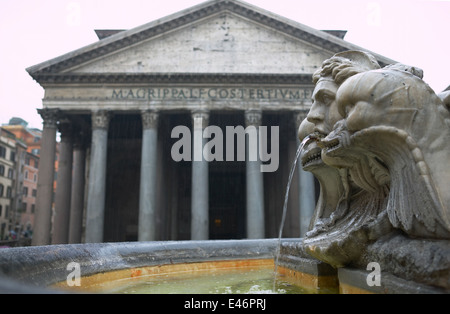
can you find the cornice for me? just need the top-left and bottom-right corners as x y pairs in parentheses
(34, 73), (314, 86)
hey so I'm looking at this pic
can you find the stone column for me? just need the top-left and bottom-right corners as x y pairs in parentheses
(191, 110), (209, 240)
(52, 119), (74, 244)
(32, 108), (59, 246)
(138, 110), (159, 242)
(68, 131), (87, 244)
(296, 112), (316, 237)
(245, 110), (265, 239)
(85, 110), (111, 243)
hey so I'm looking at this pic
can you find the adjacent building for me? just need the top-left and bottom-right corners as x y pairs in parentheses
(5, 118), (42, 156)
(2, 118), (55, 242)
(0, 128), (24, 240)
(20, 152), (39, 233)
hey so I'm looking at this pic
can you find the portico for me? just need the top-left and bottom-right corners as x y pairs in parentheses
(27, 0), (394, 245)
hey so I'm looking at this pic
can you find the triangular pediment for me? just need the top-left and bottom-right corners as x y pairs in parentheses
(27, 0), (396, 83)
(70, 13), (335, 75)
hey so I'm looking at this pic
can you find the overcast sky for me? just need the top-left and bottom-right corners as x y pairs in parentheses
(1, 0), (449, 129)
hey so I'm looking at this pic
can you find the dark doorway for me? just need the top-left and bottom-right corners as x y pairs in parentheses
(104, 114), (142, 242)
(209, 167), (246, 239)
(208, 111), (246, 240)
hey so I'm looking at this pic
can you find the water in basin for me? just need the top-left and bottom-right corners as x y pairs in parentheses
(59, 259), (331, 294)
(100, 267), (314, 294)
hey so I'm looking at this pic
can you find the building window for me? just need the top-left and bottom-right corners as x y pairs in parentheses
(31, 204), (35, 214)
(21, 202), (27, 213)
(0, 184), (3, 197)
(6, 187), (12, 198)
(10, 151), (15, 162)
(34, 173), (37, 182)
(0, 165), (4, 176)
(32, 189), (37, 197)
(23, 187), (28, 197)
(8, 168), (13, 179)
(25, 170), (28, 180)
(0, 205), (2, 217)
(0, 146), (6, 158)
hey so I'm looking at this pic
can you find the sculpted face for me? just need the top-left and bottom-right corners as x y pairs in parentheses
(300, 78), (343, 172)
(307, 78), (341, 136)
(298, 77), (352, 250)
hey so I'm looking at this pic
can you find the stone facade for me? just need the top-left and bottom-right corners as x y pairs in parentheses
(27, 0), (396, 245)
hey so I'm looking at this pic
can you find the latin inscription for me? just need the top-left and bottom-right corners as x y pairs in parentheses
(111, 87), (312, 101)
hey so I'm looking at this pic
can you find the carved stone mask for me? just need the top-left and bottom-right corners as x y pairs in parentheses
(300, 54), (450, 268)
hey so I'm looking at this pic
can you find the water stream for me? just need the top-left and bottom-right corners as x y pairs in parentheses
(273, 136), (311, 291)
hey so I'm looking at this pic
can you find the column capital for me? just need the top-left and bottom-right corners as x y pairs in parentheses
(245, 109), (262, 127)
(73, 130), (89, 150)
(141, 110), (159, 130)
(192, 109), (210, 129)
(92, 110), (112, 130)
(38, 108), (60, 129)
(69, 121), (90, 150)
(58, 118), (74, 142)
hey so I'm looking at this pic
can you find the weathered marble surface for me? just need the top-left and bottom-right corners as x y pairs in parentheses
(0, 239), (278, 292)
(298, 51), (450, 290)
(356, 232), (450, 291)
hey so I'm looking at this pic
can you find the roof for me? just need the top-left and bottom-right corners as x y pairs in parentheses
(94, 30), (126, 40)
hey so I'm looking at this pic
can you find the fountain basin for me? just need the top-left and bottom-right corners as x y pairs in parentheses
(1, 238), (444, 294)
(1, 239), (327, 294)
(0, 239), (277, 293)
(0, 239), (340, 294)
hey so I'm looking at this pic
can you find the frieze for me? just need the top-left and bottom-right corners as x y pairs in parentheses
(111, 87), (313, 101)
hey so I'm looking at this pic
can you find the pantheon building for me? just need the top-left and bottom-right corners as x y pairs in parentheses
(27, 0), (394, 245)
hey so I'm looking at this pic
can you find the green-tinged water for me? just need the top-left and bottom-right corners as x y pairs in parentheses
(103, 268), (312, 294)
